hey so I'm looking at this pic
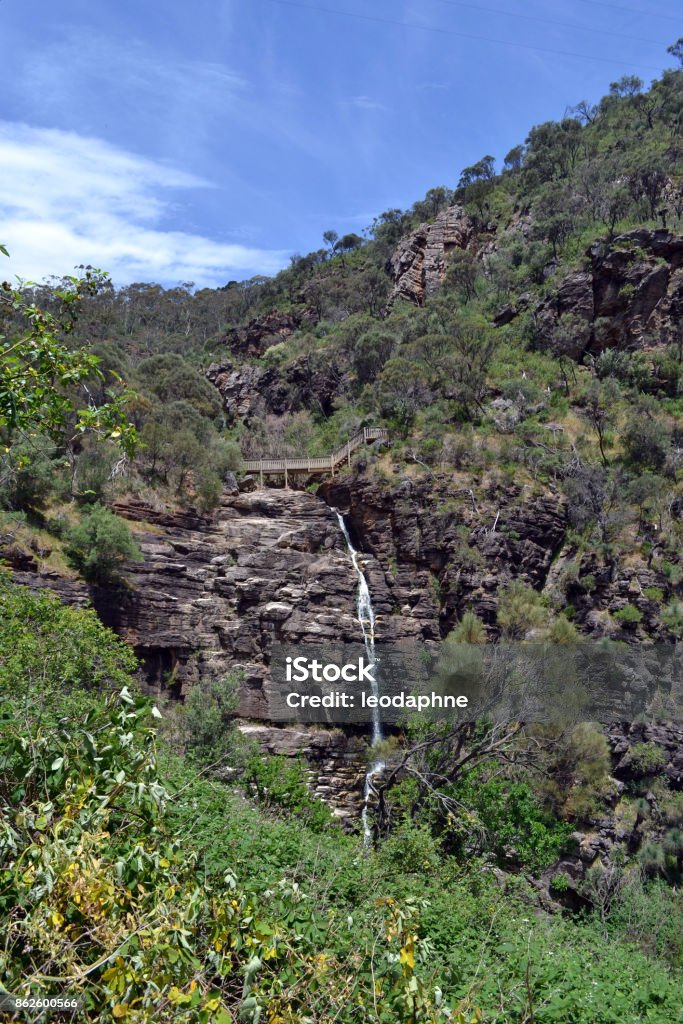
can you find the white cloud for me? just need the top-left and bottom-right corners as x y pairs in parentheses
(0, 122), (290, 287)
(348, 96), (387, 112)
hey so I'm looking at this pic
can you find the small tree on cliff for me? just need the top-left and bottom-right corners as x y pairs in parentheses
(66, 503), (142, 583)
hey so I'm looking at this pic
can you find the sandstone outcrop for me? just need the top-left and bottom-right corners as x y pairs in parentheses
(387, 205), (477, 306)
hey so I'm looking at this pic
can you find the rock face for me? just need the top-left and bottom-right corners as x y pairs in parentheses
(387, 205), (476, 306)
(534, 229), (683, 356)
(8, 473), (682, 833)
(206, 357), (345, 423)
(320, 474), (567, 636)
(53, 491), (430, 712)
(205, 365), (267, 421)
(221, 307), (318, 358)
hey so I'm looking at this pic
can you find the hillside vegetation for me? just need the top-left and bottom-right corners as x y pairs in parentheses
(2, 61), (682, 636)
(1, 48), (682, 1024)
(2, 579), (683, 1023)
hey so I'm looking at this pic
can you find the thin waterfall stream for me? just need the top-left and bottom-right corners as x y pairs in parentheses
(333, 509), (385, 844)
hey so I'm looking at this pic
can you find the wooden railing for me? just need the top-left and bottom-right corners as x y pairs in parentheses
(243, 427), (389, 484)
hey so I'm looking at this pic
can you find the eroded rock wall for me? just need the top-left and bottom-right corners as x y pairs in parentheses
(534, 229), (683, 356)
(387, 205), (477, 306)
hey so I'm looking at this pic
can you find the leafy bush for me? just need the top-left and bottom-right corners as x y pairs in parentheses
(629, 742), (667, 777)
(66, 503), (142, 581)
(452, 767), (573, 870)
(536, 723), (612, 821)
(638, 842), (667, 877)
(661, 599), (683, 637)
(622, 411), (670, 470)
(496, 579), (546, 638)
(244, 753), (333, 833)
(450, 610), (486, 644)
(550, 872), (571, 893)
(549, 615), (579, 643)
(0, 572), (137, 697)
(614, 602), (643, 626)
(180, 674), (245, 766)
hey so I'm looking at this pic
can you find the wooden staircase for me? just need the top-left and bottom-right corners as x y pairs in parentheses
(242, 427), (389, 486)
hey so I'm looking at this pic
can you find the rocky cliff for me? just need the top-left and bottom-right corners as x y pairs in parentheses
(387, 204), (479, 306)
(321, 472), (566, 635)
(534, 228), (683, 355)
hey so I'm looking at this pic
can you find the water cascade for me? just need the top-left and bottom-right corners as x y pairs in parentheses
(333, 510), (384, 843)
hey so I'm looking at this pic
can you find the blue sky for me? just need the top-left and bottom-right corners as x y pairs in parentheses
(0, 0), (679, 287)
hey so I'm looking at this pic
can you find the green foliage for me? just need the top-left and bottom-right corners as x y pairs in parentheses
(452, 768), (573, 870)
(0, 271), (137, 456)
(613, 602), (643, 626)
(180, 674), (244, 766)
(622, 408), (671, 471)
(661, 599), (683, 637)
(244, 754), (332, 833)
(450, 611), (486, 644)
(549, 615), (579, 644)
(3, 577), (683, 1022)
(638, 842), (667, 877)
(550, 872), (571, 894)
(607, 875), (683, 968)
(629, 742), (667, 777)
(0, 573), (137, 697)
(496, 580), (546, 638)
(136, 353), (222, 419)
(66, 503), (142, 582)
(535, 723), (612, 821)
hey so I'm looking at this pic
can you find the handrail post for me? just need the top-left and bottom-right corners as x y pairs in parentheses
(347, 441), (351, 468)
(260, 461), (263, 489)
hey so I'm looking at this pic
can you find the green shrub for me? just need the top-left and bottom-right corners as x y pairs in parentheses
(450, 610), (486, 644)
(244, 754), (332, 833)
(550, 872), (571, 893)
(0, 572), (137, 699)
(607, 876), (683, 969)
(452, 768), (573, 870)
(663, 828), (683, 856)
(65, 503), (142, 582)
(629, 742), (667, 777)
(549, 615), (579, 644)
(638, 842), (666, 877)
(180, 674), (245, 766)
(496, 579), (546, 638)
(614, 602), (643, 626)
(622, 412), (670, 470)
(661, 599), (683, 637)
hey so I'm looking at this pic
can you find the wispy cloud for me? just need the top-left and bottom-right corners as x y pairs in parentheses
(348, 95), (388, 112)
(0, 122), (290, 287)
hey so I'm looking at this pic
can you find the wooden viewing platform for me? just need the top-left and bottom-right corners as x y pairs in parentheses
(243, 426), (389, 486)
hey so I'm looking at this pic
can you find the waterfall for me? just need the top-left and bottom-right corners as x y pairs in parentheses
(333, 510), (385, 844)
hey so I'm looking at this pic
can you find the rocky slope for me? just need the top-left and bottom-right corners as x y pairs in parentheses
(534, 228), (683, 355)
